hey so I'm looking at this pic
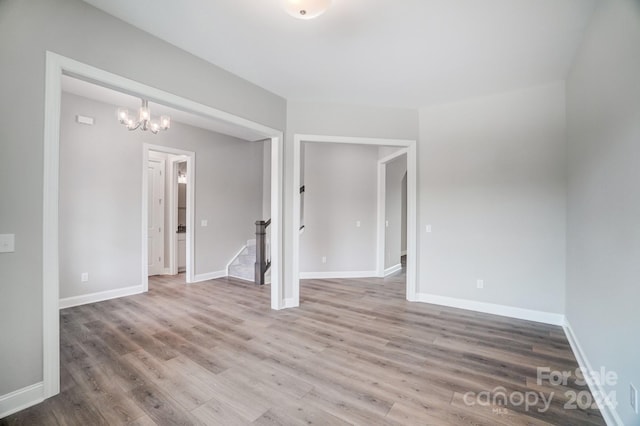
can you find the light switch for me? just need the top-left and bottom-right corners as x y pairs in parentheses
(0, 234), (15, 253)
(426, 225), (432, 233)
(201, 220), (208, 227)
(356, 221), (361, 228)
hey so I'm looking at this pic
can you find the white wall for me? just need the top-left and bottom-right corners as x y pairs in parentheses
(419, 82), (567, 314)
(300, 143), (379, 274)
(384, 155), (407, 270)
(566, 1), (640, 424)
(0, 0), (284, 397)
(59, 92), (264, 299)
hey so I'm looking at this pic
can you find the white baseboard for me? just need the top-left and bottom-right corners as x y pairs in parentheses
(227, 274), (253, 282)
(0, 382), (44, 419)
(564, 320), (623, 426)
(414, 293), (565, 325)
(284, 297), (298, 308)
(384, 264), (402, 277)
(193, 270), (227, 283)
(59, 285), (144, 309)
(299, 270), (378, 280)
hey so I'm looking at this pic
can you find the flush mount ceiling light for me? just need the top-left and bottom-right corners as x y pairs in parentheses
(283, 0), (332, 19)
(117, 99), (170, 134)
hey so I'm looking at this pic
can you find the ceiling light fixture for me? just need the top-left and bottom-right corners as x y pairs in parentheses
(117, 99), (170, 134)
(283, 0), (332, 20)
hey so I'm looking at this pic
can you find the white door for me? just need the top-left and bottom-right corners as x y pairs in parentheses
(148, 159), (165, 276)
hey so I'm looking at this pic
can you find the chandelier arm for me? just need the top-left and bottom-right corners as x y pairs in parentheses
(127, 121), (142, 131)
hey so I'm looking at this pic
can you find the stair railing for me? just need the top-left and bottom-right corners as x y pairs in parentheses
(255, 219), (271, 285)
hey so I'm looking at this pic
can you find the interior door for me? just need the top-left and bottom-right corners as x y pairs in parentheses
(148, 158), (165, 276)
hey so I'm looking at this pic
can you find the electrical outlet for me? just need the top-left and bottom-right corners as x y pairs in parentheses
(321, 256), (327, 264)
(0, 234), (15, 253)
(81, 272), (89, 282)
(356, 220), (361, 228)
(385, 220), (389, 228)
(201, 219), (208, 227)
(631, 384), (638, 414)
(477, 279), (484, 289)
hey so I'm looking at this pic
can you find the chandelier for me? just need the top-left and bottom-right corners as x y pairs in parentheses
(283, 0), (332, 19)
(117, 99), (170, 134)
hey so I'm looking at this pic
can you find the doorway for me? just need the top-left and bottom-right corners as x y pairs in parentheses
(144, 147), (194, 288)
(377, 149), (408, 278)
(43, 52), (284, 400)
(291, 134), (418, 308)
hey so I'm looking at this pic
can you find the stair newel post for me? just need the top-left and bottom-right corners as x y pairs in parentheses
(255, 220), (267, 285)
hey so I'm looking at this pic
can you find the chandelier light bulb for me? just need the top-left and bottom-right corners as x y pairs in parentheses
(160, 115), (171, 130)
(117, 108), (129, 122)
(283, 0), (332, 20)
(139, 106), (150, 121)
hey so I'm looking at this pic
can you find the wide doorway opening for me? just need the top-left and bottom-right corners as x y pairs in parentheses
(43, 52), (284, 399)
(290, 135), (417, 308)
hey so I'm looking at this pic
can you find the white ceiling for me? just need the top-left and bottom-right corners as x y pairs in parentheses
(83, 0), (596, 108)
(62, 75), (266, 141)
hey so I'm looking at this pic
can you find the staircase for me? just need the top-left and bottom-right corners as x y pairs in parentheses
(228, 219), (271, 284)
(228, 239), (256, 282)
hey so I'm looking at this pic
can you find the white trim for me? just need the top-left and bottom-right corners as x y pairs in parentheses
(405, 142), (418, 301)
(227, 274), (254, 283)
(376, 159), (386, 277)
(379, 148), (409, 164)
(564, 320), (623, 426)
(269, 136), (284, 310)
(42, 52), (61, 400)
(291, 135), (302, 306)
(193, 270), (227, 283)
(300, 270), (378, 279)
(0, 382), (45, 419)
(377, 149), (408, 277)
(414, 293), (565, 325)
(163, 268), (171, 275)
(226, 245), (248, 276)
(291, 134), (418, 309)
(384, 264), (402, 277)
(43, 51), (284, 402)
(59, 285), (144, 309)
(401, 250), (407, 256)
(283, 297), (298, 309)
(294, 134), (412, 146)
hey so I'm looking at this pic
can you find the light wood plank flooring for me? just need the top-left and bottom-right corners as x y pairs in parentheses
(2, 271), (605, 425)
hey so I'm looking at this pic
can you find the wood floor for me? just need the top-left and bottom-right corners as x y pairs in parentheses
(2, 271), (605, 425)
